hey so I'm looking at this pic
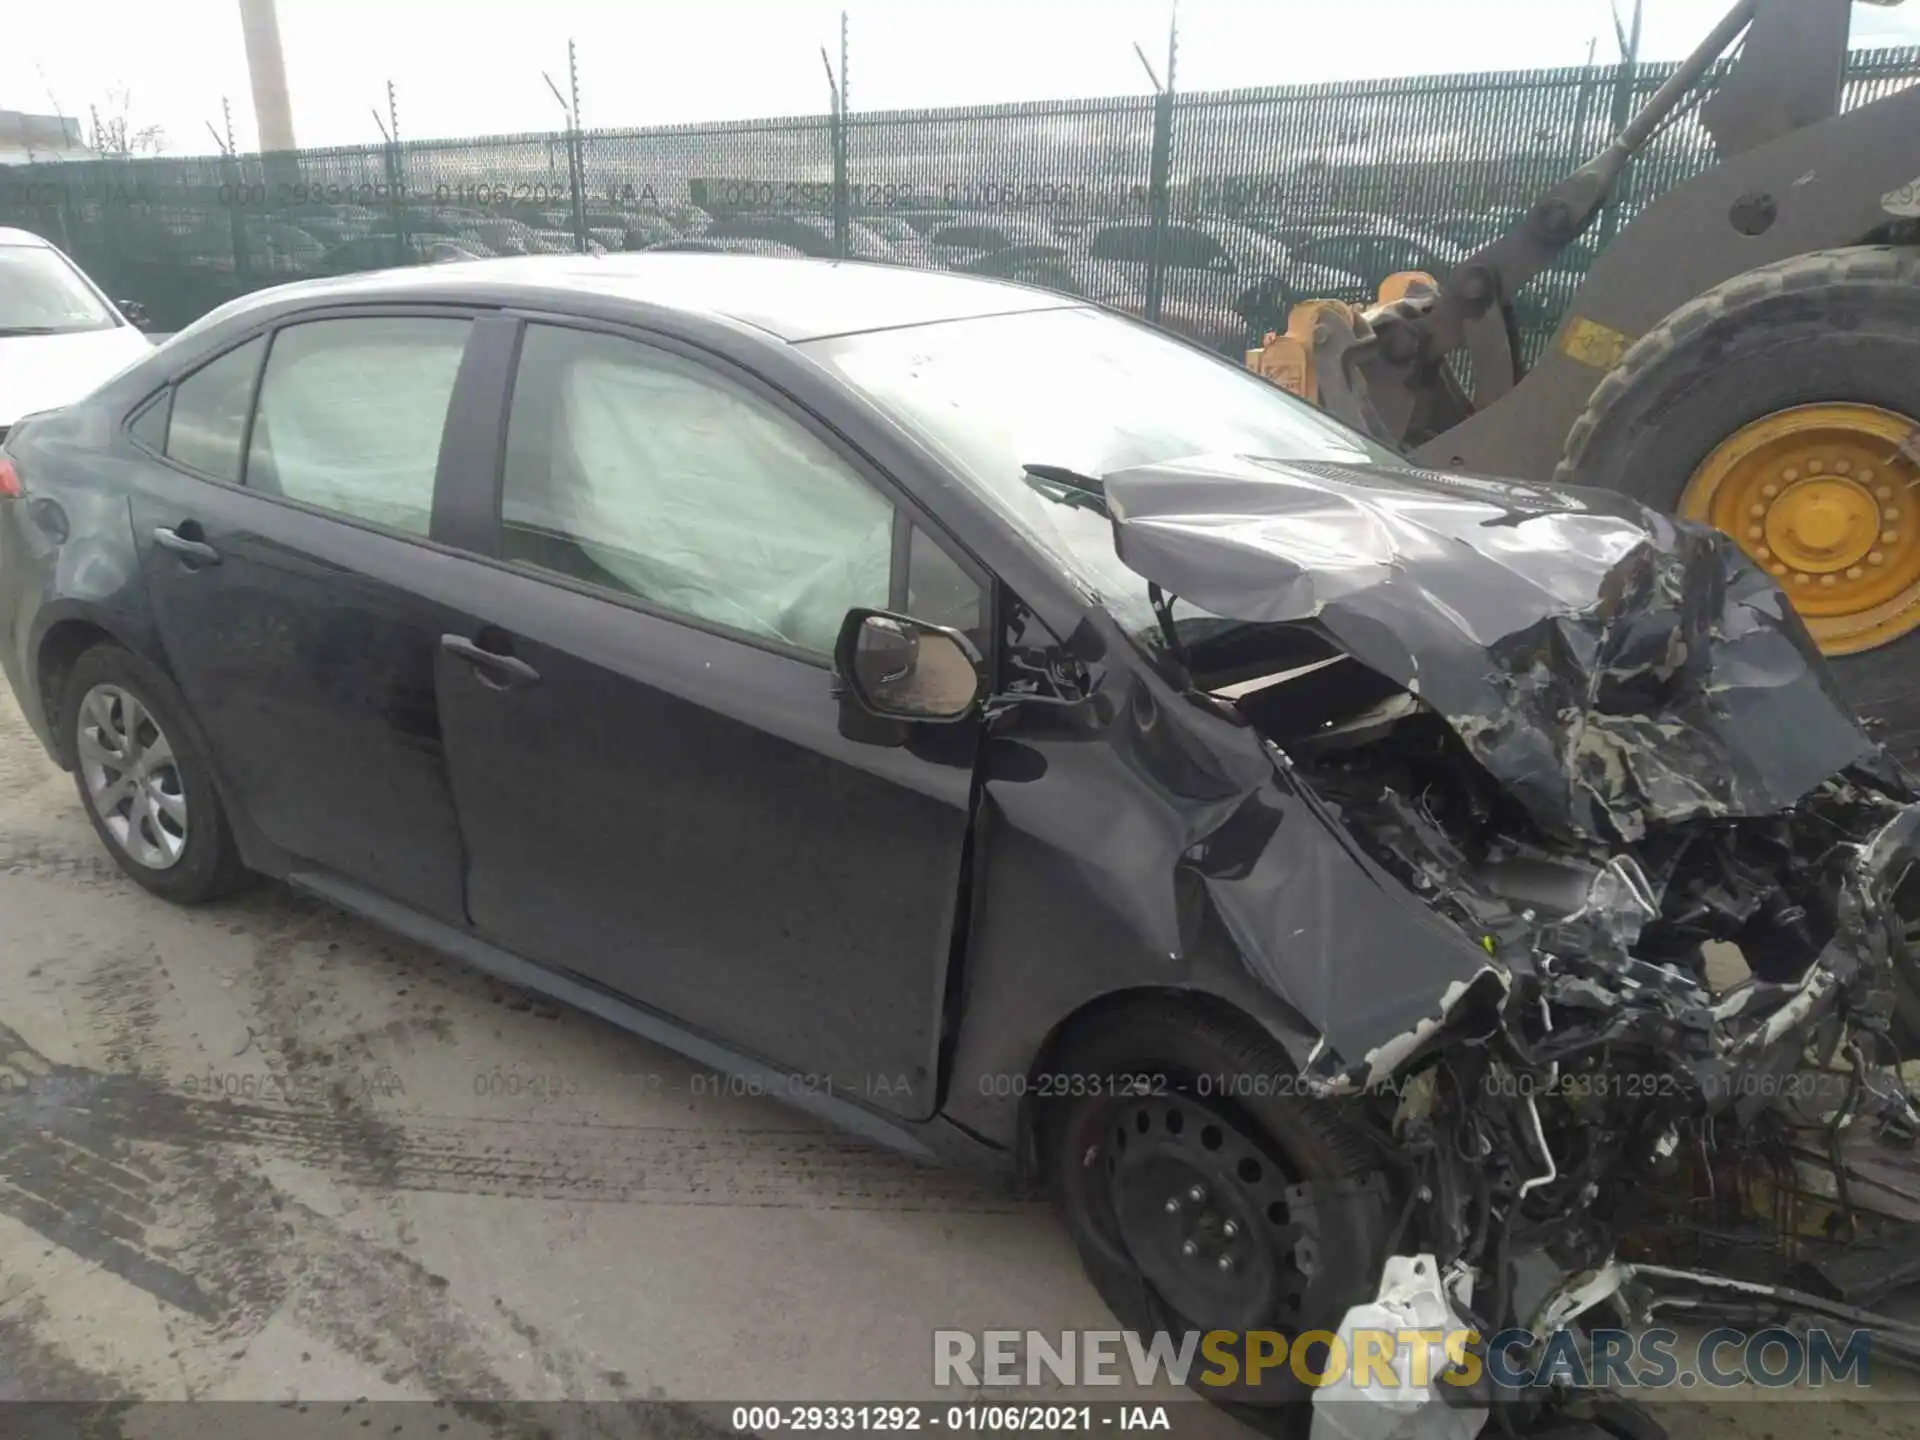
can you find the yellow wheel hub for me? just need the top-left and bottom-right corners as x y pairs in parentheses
(1680, 403), (1920, 656)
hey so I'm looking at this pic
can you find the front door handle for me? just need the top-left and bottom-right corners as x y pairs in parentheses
(153, 526), (221, 566)
(440, 633), (540, 689)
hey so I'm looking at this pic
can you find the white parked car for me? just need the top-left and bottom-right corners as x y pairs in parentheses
(0, 228), (153, 433)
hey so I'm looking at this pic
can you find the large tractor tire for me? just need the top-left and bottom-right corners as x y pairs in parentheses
(1557, 247), (1920, 766)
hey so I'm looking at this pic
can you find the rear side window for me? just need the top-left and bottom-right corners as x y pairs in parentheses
(245, 316), (470, 537)
(165, 336), (264, 482)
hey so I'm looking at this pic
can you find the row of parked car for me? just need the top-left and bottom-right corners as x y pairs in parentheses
(126, 191), (1593, 355)
(671, 205), (1591, 352)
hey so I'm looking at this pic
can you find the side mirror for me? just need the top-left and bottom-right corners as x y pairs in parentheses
(834, 609), (986, 724)
(119, 300), (149, 329)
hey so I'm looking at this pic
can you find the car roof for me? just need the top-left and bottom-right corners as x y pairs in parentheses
(0, 227), (55, 249)
(202, 253), (1084, 343)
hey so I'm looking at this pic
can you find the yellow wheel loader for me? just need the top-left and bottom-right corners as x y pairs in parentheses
(1250, 0), (1920, 764)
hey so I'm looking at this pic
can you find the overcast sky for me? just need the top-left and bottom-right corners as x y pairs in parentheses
(8, 1), (1920, 155)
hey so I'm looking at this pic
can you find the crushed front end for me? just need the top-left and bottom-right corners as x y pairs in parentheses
(1096, 453), (1920, 1426)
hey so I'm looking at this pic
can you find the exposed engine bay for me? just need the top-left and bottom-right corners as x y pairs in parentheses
(1093, 452), (1920, 1429)
(1211, 642), (1920, 1430)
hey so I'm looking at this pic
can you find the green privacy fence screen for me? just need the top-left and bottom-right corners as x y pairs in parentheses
(5, 48), (1917, 351)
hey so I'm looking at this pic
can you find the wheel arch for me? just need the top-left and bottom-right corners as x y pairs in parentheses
(1009, 982), (1322, 1188)
(31, 606), (159, 769)
(31, 606), (283, 877)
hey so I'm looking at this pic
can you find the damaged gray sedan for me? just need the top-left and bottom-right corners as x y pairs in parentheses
(5, 261), (1918, 1437)
(819, 298), (1920, 1436)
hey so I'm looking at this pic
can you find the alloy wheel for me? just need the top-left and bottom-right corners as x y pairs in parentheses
(76, 683), (189, 870)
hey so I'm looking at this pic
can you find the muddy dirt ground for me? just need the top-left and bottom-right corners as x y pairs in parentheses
(0, 685), (1912, 1439)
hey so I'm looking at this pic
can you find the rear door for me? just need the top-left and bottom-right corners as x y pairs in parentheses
(125, 310), (480, 921)
(431, 318), (987, 1117)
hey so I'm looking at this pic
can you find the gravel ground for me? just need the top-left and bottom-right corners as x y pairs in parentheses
(0, 682), (1912, 1439)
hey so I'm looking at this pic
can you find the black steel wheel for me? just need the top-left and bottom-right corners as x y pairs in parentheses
(1041, 1000), (1386, 1429)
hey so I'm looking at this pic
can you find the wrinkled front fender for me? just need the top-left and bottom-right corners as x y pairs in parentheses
(939, 608), (1496, 1148)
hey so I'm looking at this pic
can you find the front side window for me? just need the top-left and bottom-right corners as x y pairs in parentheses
(165, 335), (265, 482)
(245, 316), (470, 536)
(499, 324), (894, 657)
(907, 523), (984, 643)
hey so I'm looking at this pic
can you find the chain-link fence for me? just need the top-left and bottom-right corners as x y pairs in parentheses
(5, 48), (1917, 346)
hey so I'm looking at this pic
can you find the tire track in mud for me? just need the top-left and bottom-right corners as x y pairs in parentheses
(1, 1027), (862, 1435)
(184, 1104), (1023, 1211)
(0, 1291), (133, 1415)
(2, 1024), (537, 1414)
(2, 847), (545, 1409)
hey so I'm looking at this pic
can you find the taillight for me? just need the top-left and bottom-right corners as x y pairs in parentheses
(0, 457), (21, 499)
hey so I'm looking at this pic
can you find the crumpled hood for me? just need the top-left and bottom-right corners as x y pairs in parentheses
(1102, 453), (1886, 843)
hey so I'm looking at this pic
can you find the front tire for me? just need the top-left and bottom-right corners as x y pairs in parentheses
(1039, 1000), (1386, 1432)
(63, 643), (249, 904)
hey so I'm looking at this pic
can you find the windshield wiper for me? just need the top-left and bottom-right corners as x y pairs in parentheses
(1021, 463), (1109, 516)
(1022, 462), (1194, 668)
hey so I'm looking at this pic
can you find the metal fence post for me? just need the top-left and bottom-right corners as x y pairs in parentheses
(1144, 89), (1173, 324)
(385, 140), (409, 254)
(389, 82), (410, 256)
(1140, 6), (1179, 326)
(568, 41), (589, 253)
(223, 150), (251, 283)
(825, 11), (850, 261)
(57, 162), (82, 255)
(570, 128), (589, 250)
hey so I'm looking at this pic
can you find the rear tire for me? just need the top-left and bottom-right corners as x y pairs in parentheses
(1557, 247), (1920, 767)
(62, 643), (249, 905)
(1039, 1000), (1387, 1435)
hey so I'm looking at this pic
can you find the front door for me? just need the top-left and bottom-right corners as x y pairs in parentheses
(126, 314), (477, 923)
(432, 320), (987, 1118)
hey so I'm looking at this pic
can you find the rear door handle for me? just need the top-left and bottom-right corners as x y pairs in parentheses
(152, 526), (220, 565)
(440, 633), (540, 689)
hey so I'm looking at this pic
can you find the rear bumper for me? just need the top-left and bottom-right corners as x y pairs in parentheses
(0, 499), (62, 764)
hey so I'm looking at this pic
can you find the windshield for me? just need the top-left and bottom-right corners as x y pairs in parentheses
(806, 304), (1399, 638)
(0, 243), (119, 335)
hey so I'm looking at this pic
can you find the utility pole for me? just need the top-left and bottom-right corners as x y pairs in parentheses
(237, 0), (297, 151)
